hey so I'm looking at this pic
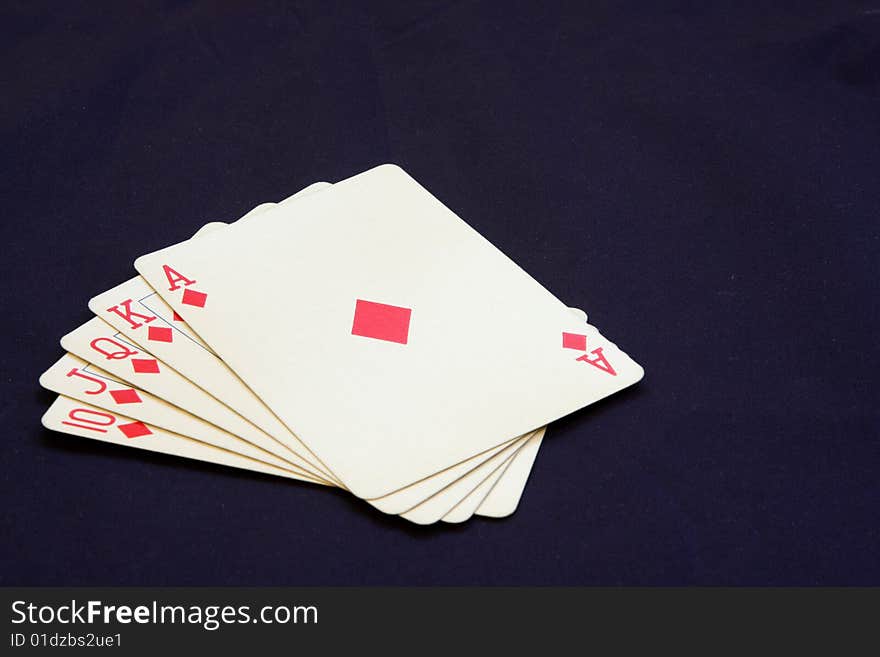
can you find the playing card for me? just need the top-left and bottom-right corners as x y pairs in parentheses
(42, 396), (308, 481)
(134, 164), (643, 501)
(38, 353), (328, 484)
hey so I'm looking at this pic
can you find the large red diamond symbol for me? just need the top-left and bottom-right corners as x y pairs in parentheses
(562, 332), (587, 351)
(181, 289), (207, 308)
(117, 421), (152, 438)
(351, 299), (412, 345)
(110, 388), (142, 404)
(131, 358), (160, 374)
(147, 326), (173, 343)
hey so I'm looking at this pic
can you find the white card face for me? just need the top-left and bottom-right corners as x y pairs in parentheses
(41, 396), (307, 481)
(135, 164), (644, 499)
(38, 353), (327, 484)
(59, 317), (326, 481)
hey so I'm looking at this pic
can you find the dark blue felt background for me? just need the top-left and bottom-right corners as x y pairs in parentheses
(1, 1), (877, 585)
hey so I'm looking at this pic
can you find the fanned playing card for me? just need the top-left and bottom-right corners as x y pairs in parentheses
(133, 165), (644, 502)
(38, 168), (644, 525)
